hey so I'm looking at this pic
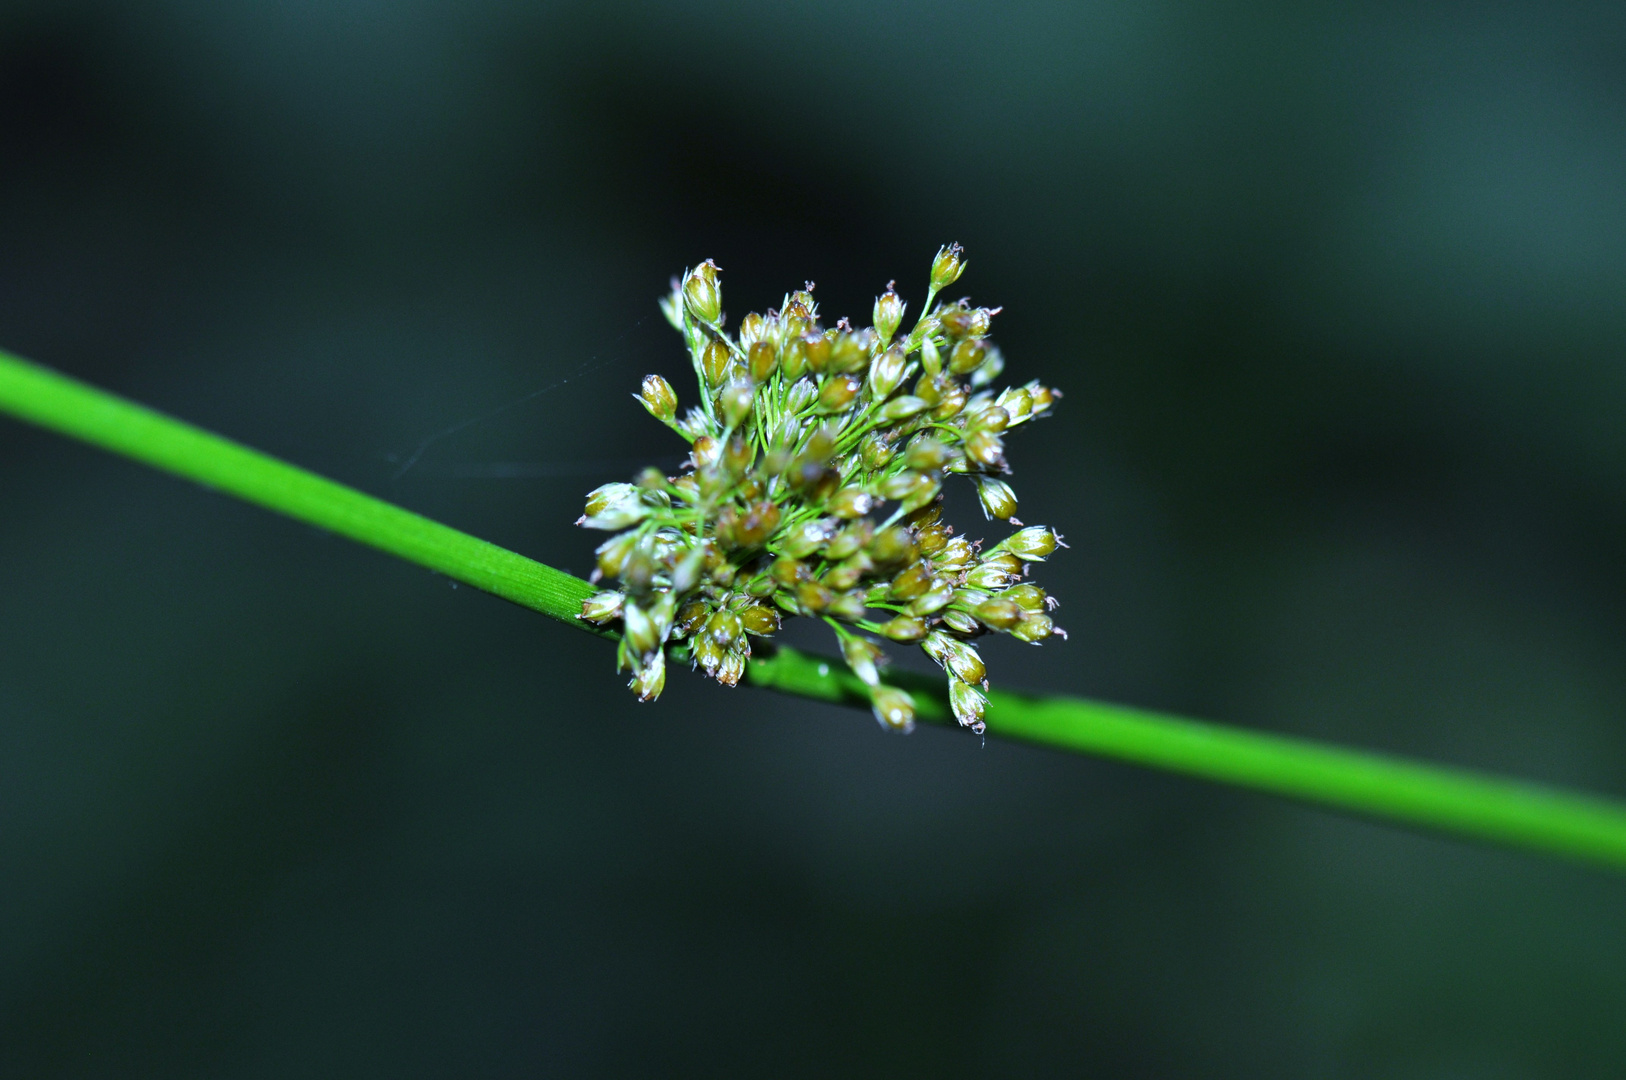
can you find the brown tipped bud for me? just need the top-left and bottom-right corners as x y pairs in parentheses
(937, 308), (974, 339)
(949, 339), (986, 375)
(702, 339), (732, 387)
(580, 590), (625, 624)
(973, 476), (1018, 520)
(780, 338), (810, 380)
(740, 605), (781, 636)
(873, 287), (906, 343)
(579, 482), (650, 530)
(973, 597), (1023, 630)
(868, 346), (908, 397)
(747, 340), (778, 383)
(930, 243), (966, 291)
(922, 630), (987, 685)
(826, 518), (874, 560)
(1002, 526), (1061, 561)
(968, 405), (1010, 433)
(629, 649), (666, 701)
(717, 649), (746, 687)
(683, 260), (723, 325)
(860, 431), (897, 470)
(920, 337), (943, 377)
(907, 577), (954, 616)
(871, 685), (916, 732)
(827, 486), (877, 519)
(880, 395), (928, 420)
(637, 374), (678, 422)
(795, 580), (834, 613)
(915, 522), (952, 557)
(904, 438), (953, 471)
(868, 525), (917, 565)
(803, 334), (833, 375)
(878, 614), (927, 642)
(889, 560), (933, 600)
(948, 678), (986, 731)
(817, 373), (862, 412)
(1011, 612), (1056, 643)
(840, 634), (885, 687)
(690, 434), (721, 469)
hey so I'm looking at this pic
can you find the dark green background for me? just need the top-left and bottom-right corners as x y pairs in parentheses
(3, 1), (1625, 1074)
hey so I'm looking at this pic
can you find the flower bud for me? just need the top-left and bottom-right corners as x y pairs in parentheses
(888, 561), (933, 600)
(868, 346), (908, 398)
(948, 678), (986, 731)
(1010, 612), (1055, 643)
(719, 381), (755, 429)
(965, 431), (1005, 469)
(995, 386), (1032, 425)
(880, 395), (928, 420)
(1002, 526), (1061, 561)
(860, 431), (896, 470)
(747, 340), (778, 383)
(578, 482), (650, 530)
(935, 536), (976, 572)
(629, 650), (666, 701)
(706, 609), (743, 648)
(817, 373), (862, 412)
(880, 470), (941, 512)
(738, 311), (767, 347)
(922, 630), (987, 685)
(949, 339), (986, 375)
(595, 532), (638, 579)
(907, 577), (954, 616)
(831, 333), (869, 375)
(780, 338), (810, 380)
(722, 435), (754, 476)
(694, 633), (725, 673)
(968, 405), (1010, 433)
(785, 376), (818, 414)
(973, 597), (1023, 630)
(772, 555), (808, 586)
(965, 560), (1020, 591)
(702, 339), (731, 387)
(795, 581), (834, 613)
(920, 337), (943, 377)
(878, 614), (927, 642)
(930, 383), (967, 420)
(930, 243), (965, 292)
(941, 608), (979, 634)
(1004, 583), (1049, 612)
(717, 649), (746, 687)
(904, 438), (952, 471)
(873, 285), (905, 344)
(1026, 382), (1058, 413)
(827, 589), (868, 621)
(623, 601), (661, 656)
(690, 434), (721, 470)
(973, 476), (1018, 520)
(675, 600), (710, 637)
(867, 525), (917, 565)
(803, 334), (833, 375)
(780, 519), (836, 558)
(826, 486), (876, 519)
(683, 260), (723, 325)
(840, 634), (885, 686)
(580, 590), (624, 624)
(740, 605), (780, 636)
(637, 374), (678, 422)
(826, 518), (874, 560)
(871, 685), (916, 732)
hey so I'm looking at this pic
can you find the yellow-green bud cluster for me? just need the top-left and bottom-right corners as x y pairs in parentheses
(579, 247), (1064, 734)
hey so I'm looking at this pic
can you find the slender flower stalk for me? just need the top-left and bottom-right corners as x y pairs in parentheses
(579, 248), (1062, 733)
(4, 337), (1626, 871)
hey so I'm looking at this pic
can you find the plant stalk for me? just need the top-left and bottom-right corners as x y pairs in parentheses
(5, 347), (1626, 871)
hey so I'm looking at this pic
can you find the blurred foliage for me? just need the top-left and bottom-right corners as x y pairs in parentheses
(1, 1), (1625, 1075)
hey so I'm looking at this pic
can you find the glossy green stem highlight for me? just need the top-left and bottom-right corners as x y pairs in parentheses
(5, 347), (1626, 871)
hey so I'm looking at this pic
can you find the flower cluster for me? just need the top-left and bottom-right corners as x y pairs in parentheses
(577, 245), (1064, 733)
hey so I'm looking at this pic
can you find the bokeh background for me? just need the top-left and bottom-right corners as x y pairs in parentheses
(3, 1), (1626, 1074)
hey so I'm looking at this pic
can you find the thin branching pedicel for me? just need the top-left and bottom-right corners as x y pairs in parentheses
(577, 246), (1064, 733)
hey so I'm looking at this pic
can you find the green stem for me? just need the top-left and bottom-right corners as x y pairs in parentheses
(5, 347), (1626, 871)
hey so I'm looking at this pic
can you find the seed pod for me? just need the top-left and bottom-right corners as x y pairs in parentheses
(795, 581), (834, 613)
(969, 345), (1006, 388)
(828, 487), (877, 519)
(880, 470), (941, 513)
(578, 482), (649, 530)
(940, 608), (980, 634)
(973, 476), (1018, 520)
(675, 600), (710, 636)
(840, 634), (885, 687)
(935, 536), (976, 572)
(1001, 526), (1061, 561)
(870, 685), (915, 732)
(705, 609), (743, 648)
(694, 633), (725, 673)
(732, 501), (782, 547)
(743, 573), (776, 598)
(595, 532), (638, 578)
(930, 382), (967, 420)
(868, 525), (917, 565)
(716, 649), (746, 687)
(683, 260), (723, 324)
(785, 376), (818, 414)
(905, 438), (952, 471)
(913, 372), (945, 406)
(690, 435), (721, 469)
(973, 597), (1023, 630)
(920, 337), (943, 377)
(1004, 583), (1049, 612)
(780, 519), (836, 558)
(922, 630), (987, 685)
(702, 339), (731, 387)
(629, 650), (666, 701)
(827, 590), (868, 621)
(889, 561), (933, 600)
(949, 339), (986, 375)
(669, 473), (699, 503)
(983, 552), (1024, 575)
(966, 560), (1019, 590)
(738, 311), (767, 347)
(719, 382), (755, 429)
(739, 605), (780, 636)
(830, 333), (868, 374)
(938, 308), (974, 339)
(771, 556), (808, 586)
(826, 518), (875, 560)
(880, 395), (928, 420)
(825, 553), (873, 592)
(930, 243), (966, 291)
(948, 678), (987, 731)
(878, 614), (927, 642)
(818, 373), (862, 412)
(1010, 612), (1055, 643)
(719, 436), (752, 477)
(1027, 382), (1057, 413)
(669, 549), (705, 593)
(907, 577), (954, 616)
(915, 522), (952, 556)
(968, 405), (1010, 433)
(804, 334), (833, 375)
(995, 386), (1032, 425)
(873, 287), (905, 344)
(748, 340), (778, 383)
(623, 602), (661, 656)
(869, 346), (908, 397)
(781, 338), (810, 381)
(860, 431), (896, 470)
(637, 374), (678, 422)
(580, 591), (624, 623)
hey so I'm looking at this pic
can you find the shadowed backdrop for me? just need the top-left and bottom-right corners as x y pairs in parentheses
(3, 1), (1625, 1075)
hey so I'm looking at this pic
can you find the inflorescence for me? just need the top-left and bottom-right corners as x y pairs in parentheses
(577, 246), (1064, 733)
